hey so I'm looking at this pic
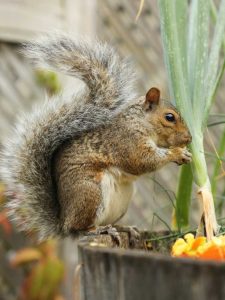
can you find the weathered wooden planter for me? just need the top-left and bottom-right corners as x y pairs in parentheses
(78, 231), (225, 300)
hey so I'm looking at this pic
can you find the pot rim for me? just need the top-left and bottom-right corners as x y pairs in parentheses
(78, 232), (225, 269)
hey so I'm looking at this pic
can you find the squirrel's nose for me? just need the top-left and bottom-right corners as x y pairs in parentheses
(183, 133), (192, 144)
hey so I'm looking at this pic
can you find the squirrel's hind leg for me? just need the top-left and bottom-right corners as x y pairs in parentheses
(59, 179), (102, 235)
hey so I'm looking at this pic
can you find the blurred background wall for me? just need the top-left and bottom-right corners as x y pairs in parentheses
(0, 1), (224, 299)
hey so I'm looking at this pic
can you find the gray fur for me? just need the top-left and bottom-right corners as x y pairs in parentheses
(0, 33), (137, 239)
(23, 33), (137, 109)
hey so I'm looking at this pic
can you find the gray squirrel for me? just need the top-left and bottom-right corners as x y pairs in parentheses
(0, 33), (192, 240)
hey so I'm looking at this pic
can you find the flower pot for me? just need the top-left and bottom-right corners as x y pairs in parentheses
(78, 231), (225, 300)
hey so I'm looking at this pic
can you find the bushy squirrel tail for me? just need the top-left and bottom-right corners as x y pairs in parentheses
(24, 32), (137, 109)
(0, 33), (137, 239)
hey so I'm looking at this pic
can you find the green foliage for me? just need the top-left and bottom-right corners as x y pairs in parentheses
(11, 240), (65, 300)
(174, 164), (193, 230)
(35, 70), (61, 96)
(158, 0), (225, 232)
(211, 129), (225, 196)
(0, 182), (65, 300)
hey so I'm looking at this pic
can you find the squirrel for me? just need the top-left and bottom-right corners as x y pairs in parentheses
(0, 33), (192, 240)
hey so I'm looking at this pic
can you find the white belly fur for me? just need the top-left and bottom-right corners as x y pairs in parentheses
(95, 167), (137, 226)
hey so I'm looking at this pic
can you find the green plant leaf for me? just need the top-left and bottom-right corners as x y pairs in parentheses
(158, 0), (225, 235)
(188, 0), (209, 127)
(204, 0), (225, 122)
(205, 151), (225, 162)
(158, 0), (192, 127)
(211, 128), (225, 195)
(210, 0), (225, 53)
(174, 164), (193, 230)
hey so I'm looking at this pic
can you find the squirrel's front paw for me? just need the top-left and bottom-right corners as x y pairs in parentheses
(170, 147), (192, 165)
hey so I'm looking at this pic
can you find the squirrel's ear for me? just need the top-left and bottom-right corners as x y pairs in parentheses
(144, 87), (160, 110)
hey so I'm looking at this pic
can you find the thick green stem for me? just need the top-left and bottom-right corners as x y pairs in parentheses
(190, 135), (208, 187)
(174, 164), (193, 230)
(190, 134), (219, 238)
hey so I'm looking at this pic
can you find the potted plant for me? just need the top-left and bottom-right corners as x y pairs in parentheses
(78, 231), (225, 300)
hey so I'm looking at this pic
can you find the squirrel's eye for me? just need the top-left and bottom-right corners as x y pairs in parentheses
(165, 113), (175, 123)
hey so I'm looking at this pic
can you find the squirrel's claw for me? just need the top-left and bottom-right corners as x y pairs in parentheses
(171, 147), (192, 165)
(85, 225), (141, 247)
(113, 225), (141, 248)
(180, 148), (192, 164)
(86, 225), (121, 246)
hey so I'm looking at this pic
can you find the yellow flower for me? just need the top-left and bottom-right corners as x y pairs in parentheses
(171, 234), (225, 261)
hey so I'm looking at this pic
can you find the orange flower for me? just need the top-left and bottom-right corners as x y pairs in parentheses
(172, 233), (225, 261)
